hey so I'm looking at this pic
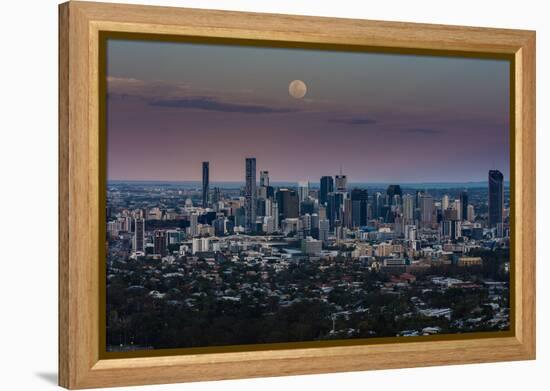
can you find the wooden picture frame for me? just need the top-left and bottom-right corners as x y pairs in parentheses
(59, 1), (536, 389)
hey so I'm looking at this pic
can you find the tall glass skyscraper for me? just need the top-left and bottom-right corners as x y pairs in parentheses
(202, 161), (209, 208)
(488, 169), (504, 228)
(319, 176), (334, 206)
(459, 190), (469, 221)
(245, 158), (257, 232)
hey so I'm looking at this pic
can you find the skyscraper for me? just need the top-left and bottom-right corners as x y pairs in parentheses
(298, 181), (309, 203)
(319, 176), (334, 205)
(260, 170), (270, 187)
(245, 158), (257, 232)
(442, 194), (449, 210)
(459, 191), (468, 221)
(350, 188), (368, 227)
(488, 169), (504, 228)
(133, 218), (145, 253)
(335, 174), (347, 192)
(386, 185), (403, 206)
(190, 213), (199, 237)
(372, 192), (383, 219)
(153, 230), (167, 256)
(327, 192), (344, 226)
(202, 161), (209, 208)
(276, 188), (299, 220)
(402, 194), (415, 223)
(420, 194), (434, 225)
(319, 219), (330, 242)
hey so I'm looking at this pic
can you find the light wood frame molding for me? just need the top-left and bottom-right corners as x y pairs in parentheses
(59, 1), (536, 389)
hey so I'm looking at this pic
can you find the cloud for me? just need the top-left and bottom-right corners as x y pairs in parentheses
(400, 127), (445, 135)
(328, 117), (377, 125)
(148, 97), (298, 114)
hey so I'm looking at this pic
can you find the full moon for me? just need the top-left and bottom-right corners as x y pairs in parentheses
(289, 79), (307, 99)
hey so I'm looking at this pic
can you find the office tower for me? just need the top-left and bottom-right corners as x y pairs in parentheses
(211, 187), (220, 204)
(213, 217), (226, 236)
(318, 205), (327, 220)
(153, 230), (167, 256)
(271, 201), (279, 229)
(467, 204), (475, 222)
(319, 219), (330, 242)
(245, 158), (257, 232)
(405, 225), (417, 241)
(260, 170), (270, 187)
(442, 220), (461, 240)
(256, 197), (267, 217)
(202, 161), (209, 208)
(402, 194), (415, 223)
(442, 194), (449, 210)
(264, 198), (272, 217)
(444, 208), (459, 221)
(459, 191), (468, 221)
(263, 216), (276, 234)
(372, 192), (383, 219)
(335, 174), (347, 192)
(298, 181), (309, 203)
(300, 199), (315, 215)
(310, 213), (320, 239)
(343, 198), (353, 228)
(414, 190), (422, 213)
(420, 194), (434, 224)
(234, 207), (246, 228)
(350, 188), (368, 227)
(488, 170), (504, 228)
(189, 213), (199, 237)
(276, 188), (299, 220)
(327, 192), (344, 226)
(300, 214), (312, 236)
(133, 218), (145, 253)
(319, 176), (334, 205)
(386, 185), (403, 205)
(454, 199), (462, 221)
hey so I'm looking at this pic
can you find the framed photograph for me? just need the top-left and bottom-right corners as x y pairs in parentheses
(59, 1), (536, 389)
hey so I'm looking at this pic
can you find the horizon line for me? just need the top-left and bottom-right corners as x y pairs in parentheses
(107, 178), (511, 185)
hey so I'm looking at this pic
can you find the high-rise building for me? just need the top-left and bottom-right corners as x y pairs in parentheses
(467, 204), (475, 222)
(189, 213), (199, 237)
(343, 198), (353, 228)
(442, 194), (449, 210)
(276, 189), (299, 220)
(327, 192), (344, 226)
(202, 161), (209, 208)
(386, 185), (403, 205)
(245, 158), (257, 232)
(213, 217), (226, 236)
(454, 199), (462, 221)
(153, 230), (167, 256)
(133, 218), (145, 253)
(402, 194), (415, 223)
(442, 220), (462, 240)
(459, 191), (468, 221)
(350, 188), (368, 227)
(335, 174), (347, 192)
(372, 192), (383, 219)
(319, 176), (334, 205)
(260, 171), (269, 187)
(298, 181), (309, 203)
(488, 170), (504, 228)
(319, 219), (330, 242)
(420, 194), (434, 224)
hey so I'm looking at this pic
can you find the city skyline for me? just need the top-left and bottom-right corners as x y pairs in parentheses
(106, 39), (510, 183)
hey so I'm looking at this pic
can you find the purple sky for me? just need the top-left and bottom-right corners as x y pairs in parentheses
(106, 39), (510, 183)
